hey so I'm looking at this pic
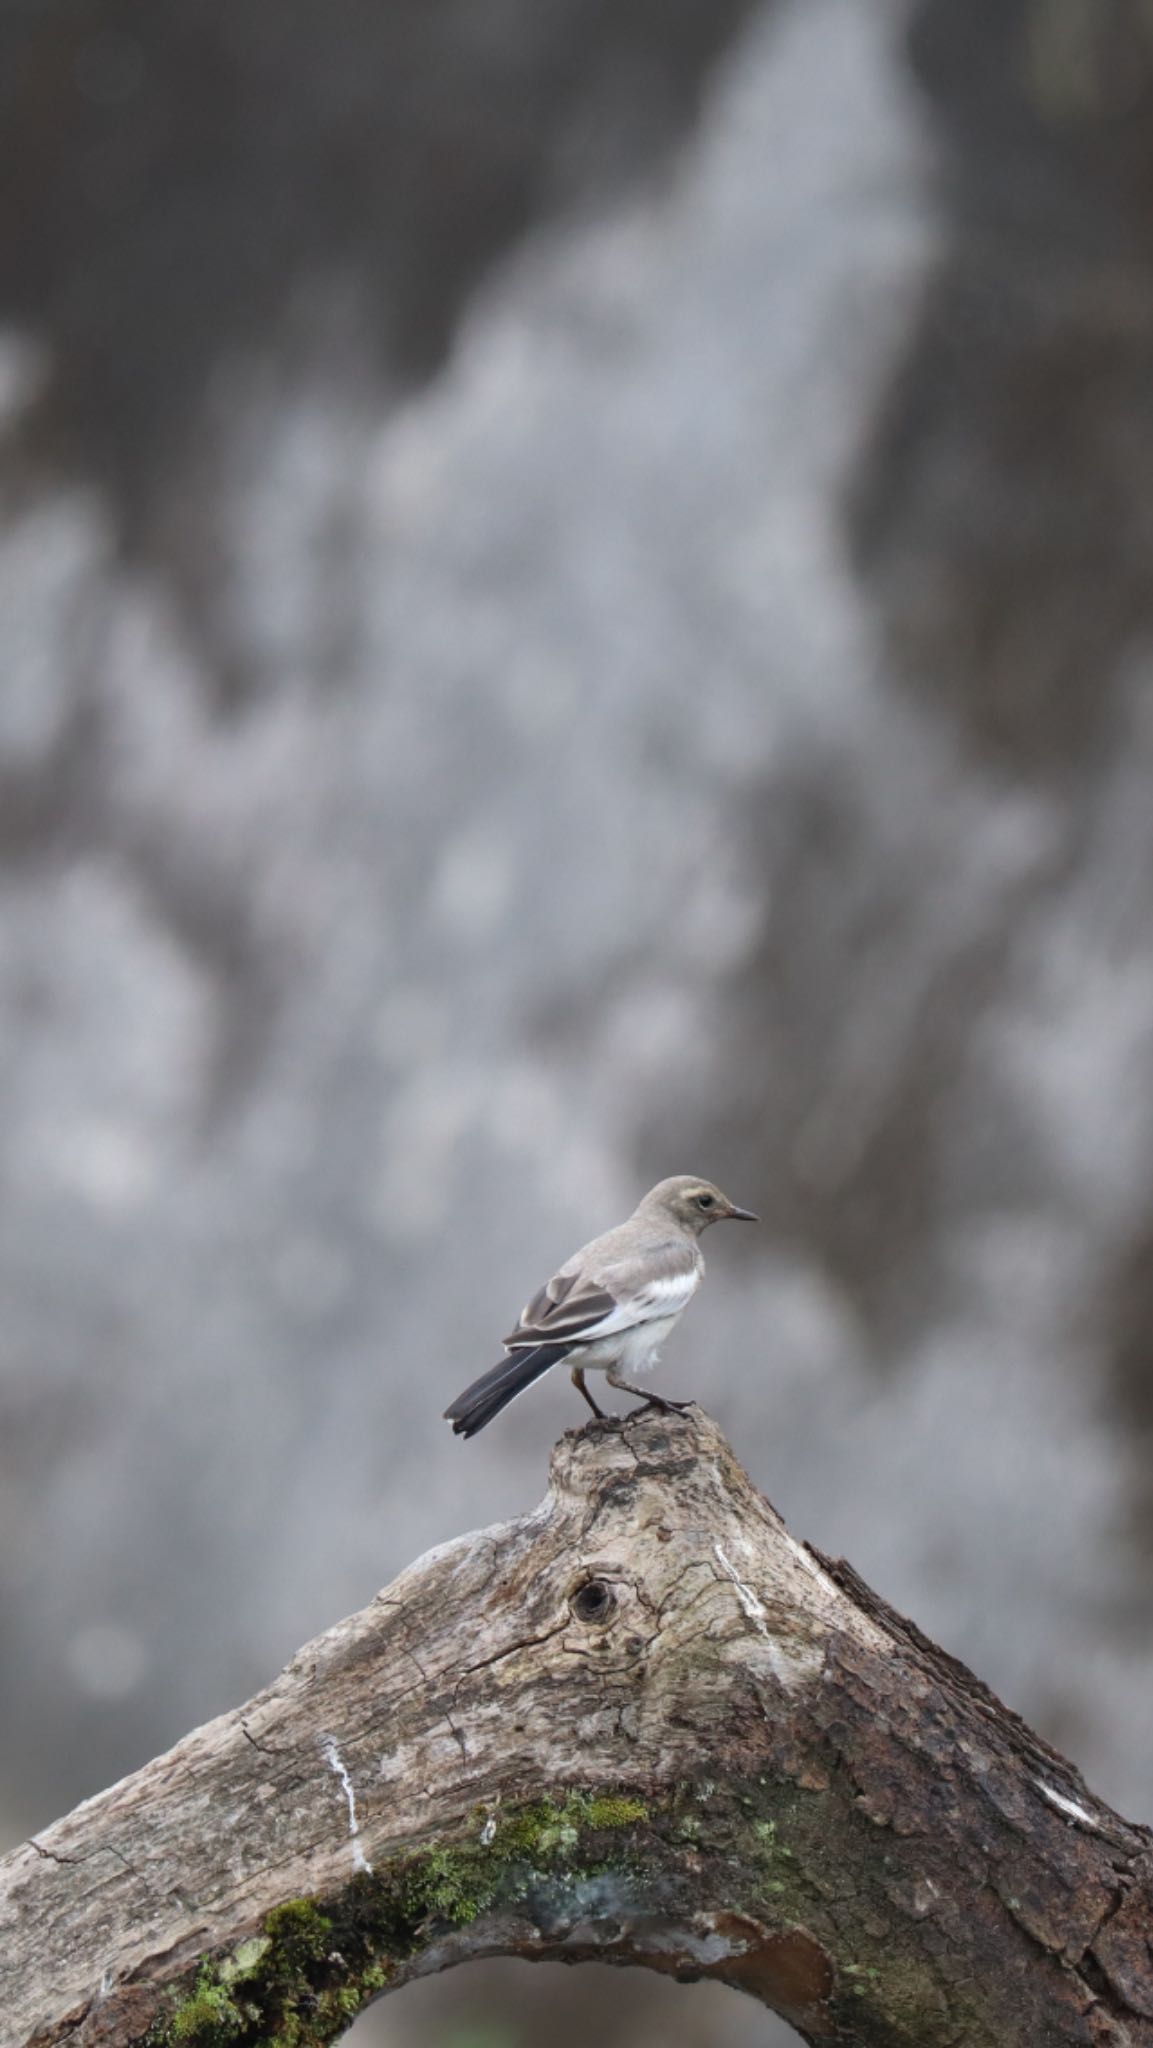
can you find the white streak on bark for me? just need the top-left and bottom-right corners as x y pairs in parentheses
(1034, 1779), (1102, 1831)
(714, 1543), (768, 1630)
(322, 1737), (372, 1873)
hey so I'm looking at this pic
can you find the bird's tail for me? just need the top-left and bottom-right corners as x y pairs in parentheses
(444, 1343), (570, 1438)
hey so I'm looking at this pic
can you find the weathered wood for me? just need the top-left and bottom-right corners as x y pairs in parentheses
(3, 1408), (1152, 2048)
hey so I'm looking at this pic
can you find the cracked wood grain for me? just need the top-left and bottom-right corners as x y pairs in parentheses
(2, 1407), (1152, 2048)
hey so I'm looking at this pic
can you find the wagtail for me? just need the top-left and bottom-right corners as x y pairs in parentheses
(444, 1175), (757, 1438)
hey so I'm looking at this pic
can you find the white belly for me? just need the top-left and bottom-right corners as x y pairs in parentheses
(577, 1313), (680, 1377)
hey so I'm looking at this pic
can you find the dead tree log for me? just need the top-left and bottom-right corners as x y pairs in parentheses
(3, 1407), (1153, 2048)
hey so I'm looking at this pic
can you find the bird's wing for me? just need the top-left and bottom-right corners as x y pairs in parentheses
(504, 1240), (701, 1349)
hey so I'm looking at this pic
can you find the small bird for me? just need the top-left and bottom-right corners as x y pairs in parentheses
(444, 1175), (757, 1439)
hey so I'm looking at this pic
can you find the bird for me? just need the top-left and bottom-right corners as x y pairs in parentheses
(443, 1175), (757, 1439)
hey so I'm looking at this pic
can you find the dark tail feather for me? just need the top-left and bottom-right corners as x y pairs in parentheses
(444, 1343), (570, 1439)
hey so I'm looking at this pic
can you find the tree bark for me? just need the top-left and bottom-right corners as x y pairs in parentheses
(3, 1408), (1152, 2048)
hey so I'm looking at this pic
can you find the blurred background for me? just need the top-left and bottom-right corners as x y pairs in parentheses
(4, 0), (1153, 2042)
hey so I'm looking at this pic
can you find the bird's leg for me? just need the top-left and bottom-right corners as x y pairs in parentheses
(605, 1367), (692, 1415)
(571, 1364), (607, 1420)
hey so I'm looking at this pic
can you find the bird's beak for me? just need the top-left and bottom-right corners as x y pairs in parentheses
(726, 1203), (759, 1222)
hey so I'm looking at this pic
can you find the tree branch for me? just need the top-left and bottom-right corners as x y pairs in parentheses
(3, 1409), (1152, 2048)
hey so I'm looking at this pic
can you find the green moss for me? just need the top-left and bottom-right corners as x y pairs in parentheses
(146, 1786), (657, 2048)
(578, 1794), (648, 1829)
(396, 1787), (651, 1929)
(263, 1899), (334, 1968)
(149, 1901), (356, 2048)
(218, 1939), (270, 1987)
(406, 1843), (495, 1925)
(167, 1969), (245, 2045)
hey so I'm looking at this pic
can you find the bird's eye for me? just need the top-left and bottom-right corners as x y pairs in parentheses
(696, 1192), (715, 1209)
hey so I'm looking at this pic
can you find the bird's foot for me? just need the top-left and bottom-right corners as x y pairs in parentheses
(633, 1394), (694, 1417)
(568, 1411), (626, 1440)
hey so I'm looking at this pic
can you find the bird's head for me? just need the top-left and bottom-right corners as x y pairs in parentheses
(639, 1175), (759, 1236)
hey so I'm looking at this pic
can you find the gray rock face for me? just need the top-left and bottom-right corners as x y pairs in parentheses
(3, 1), (1153, 2043)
